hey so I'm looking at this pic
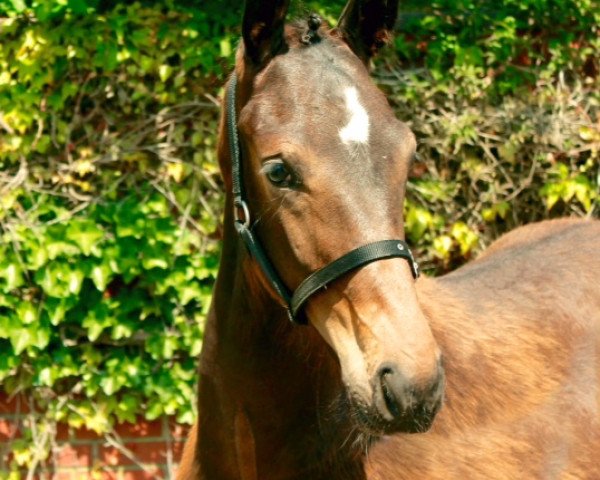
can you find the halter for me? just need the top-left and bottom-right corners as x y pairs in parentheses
(227, 72), (419, 324)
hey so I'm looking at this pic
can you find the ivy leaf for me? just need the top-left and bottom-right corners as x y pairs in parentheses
(9, 325), (32, 355)
(17, 302), (37, 324)
(32, 321), (51, 350)
(451, 222), (479, 255)
(46, 240), (80, 259)
(91, 263), (112, 291)
(66, 220), (104, 256)
(45, 297), (68, 326)
(3, 263), (24, 290)
(67, 268), (84, 295)
(8, 0), (26, 13)
(433, 235), (453, 259)
(115, 394), (140, 423)
(82, 302), (114, 341)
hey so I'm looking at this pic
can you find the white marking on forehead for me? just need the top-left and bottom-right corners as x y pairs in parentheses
(339, 87), (369, 145)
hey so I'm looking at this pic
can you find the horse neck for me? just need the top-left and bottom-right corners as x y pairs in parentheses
(196, 200), (367, 480)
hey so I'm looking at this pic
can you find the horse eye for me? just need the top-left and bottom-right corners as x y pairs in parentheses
(263, 160), (295, 187)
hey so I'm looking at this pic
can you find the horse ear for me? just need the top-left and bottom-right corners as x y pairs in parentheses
(336, 0), (400, 64)
(242, 0), (291, 67)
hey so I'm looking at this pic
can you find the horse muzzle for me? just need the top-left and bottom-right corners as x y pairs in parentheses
(352, 358), (445, 435)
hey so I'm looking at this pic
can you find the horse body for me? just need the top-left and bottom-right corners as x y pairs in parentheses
(368, 219), (600, 479)
(178, 1), (600, 477)
(179, 219), (600, 479)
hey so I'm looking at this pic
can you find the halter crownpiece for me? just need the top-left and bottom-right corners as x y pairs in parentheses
(226, 72), (420, 324)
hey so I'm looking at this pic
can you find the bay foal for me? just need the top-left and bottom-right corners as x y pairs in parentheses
(178, 1), (600, 478)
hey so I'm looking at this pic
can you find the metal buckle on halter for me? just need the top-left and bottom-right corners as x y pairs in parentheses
(396, 241), (420, 278)
(234, 198), (251, 229)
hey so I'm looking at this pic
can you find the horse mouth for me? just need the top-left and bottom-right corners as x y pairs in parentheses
(351, 395), (441, 436)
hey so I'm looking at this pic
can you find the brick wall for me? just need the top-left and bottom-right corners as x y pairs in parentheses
(0, 392), (191, 479)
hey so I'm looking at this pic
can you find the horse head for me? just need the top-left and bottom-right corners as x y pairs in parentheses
(220, 0), (444, 436)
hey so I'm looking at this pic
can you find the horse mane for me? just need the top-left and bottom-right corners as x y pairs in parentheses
(285, 15), (330, 48)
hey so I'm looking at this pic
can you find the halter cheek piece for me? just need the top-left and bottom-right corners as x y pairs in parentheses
(227, 72), (419, 325)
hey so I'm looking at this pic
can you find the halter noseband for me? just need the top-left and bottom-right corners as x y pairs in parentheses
(227, 72), (419, 324)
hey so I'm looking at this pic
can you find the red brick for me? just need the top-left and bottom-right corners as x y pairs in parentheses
(171, 441), (185, 459)
(56, 422), (71, 441)
(114, 420), (163, 439)
(54, 444), (92, 468)
(51, 471), (92, 480)
(100, 466), (165, 480)
(14, 473), (50, 480)
(0, 392), (30, 414)
(100, 442), (170, 466)
(0, 417), (21, 440)
(74, 426), (103, 441)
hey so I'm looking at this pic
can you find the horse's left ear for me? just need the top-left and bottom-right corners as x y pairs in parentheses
(242, 0), (291, 68)
(336, 0), (400, 64)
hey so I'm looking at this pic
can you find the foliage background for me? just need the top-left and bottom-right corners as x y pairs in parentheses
(0, 0), (598, 474)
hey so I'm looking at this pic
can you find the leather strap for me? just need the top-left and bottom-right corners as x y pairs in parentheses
(227, 73), (243, 206)
(236, 223), (295, 322)
(290, 240), (418, 318)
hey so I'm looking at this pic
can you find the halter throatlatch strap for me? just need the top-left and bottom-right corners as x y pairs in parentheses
(226, 72), (420, 325)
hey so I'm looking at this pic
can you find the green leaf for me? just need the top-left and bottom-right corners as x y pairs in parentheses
(67, 0), (90, 15)
(158, 64), (172, 82)
(3, 263), (24, 290)
(451, 222), (479, 255)
(481, 207), (496, 223)
(44, 297), (69, 326)
(38, 366), (57, 386)
(67, 269), (84, 295)
(405, 205), (433, 240)
(9, 325), (32, 355)
(9, 0), (27, 13)
(146, 398), (164, 420)
(100, 376), (118, 395)
(95, 41), (119, 71)
(17, 302), (37, 324)
(219, 38), (232, 58)
(91, 263), (112, 291)
(82, 302), (113, 341)
(32, 322), (51, 350)
(46, 241), (80, 259)
(66, 220), (104, 256)
(115, 394), (140, 423)
(433, 235), (453, 259)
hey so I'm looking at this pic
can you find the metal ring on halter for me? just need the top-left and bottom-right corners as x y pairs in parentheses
(234, 199), (251, 228)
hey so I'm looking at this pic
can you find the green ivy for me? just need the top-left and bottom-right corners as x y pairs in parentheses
(0, 189), (217, 422)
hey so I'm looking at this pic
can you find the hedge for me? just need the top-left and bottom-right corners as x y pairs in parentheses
(0, 0), (598, 474)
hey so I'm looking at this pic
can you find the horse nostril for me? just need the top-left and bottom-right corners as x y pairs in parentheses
(377, 363), (407, 420)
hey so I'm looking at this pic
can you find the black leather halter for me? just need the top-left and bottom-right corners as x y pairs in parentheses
(227, 72), (419, 324)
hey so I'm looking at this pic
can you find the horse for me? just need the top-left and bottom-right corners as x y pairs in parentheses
(177, 1), (600, 478)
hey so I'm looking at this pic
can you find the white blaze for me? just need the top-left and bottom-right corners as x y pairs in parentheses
(339, 87), (369, 145)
